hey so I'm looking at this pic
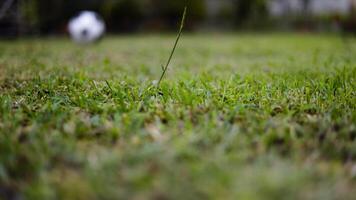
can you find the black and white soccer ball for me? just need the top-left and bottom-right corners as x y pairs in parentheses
(68, 11), (106, 43)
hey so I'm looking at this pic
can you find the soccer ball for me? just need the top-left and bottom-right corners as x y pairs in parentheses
(68, 11), (105, 43)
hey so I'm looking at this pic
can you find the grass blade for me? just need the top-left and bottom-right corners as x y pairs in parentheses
(157, 6), (187, 88)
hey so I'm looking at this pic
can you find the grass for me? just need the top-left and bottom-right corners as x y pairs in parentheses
(0, 33), (355, 199)
(157, 6), (186, 87)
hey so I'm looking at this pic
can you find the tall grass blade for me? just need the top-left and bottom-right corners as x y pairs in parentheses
(157, 6), (187, 88)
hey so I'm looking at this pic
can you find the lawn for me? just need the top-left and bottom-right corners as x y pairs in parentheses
(0, 33), (355, 199)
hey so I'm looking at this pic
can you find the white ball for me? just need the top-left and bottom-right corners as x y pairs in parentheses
(68, 11), (105, 43)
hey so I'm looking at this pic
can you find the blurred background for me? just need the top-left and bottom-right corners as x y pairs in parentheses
(1, 0), (356, 38)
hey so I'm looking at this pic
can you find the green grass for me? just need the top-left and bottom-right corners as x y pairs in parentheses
(0, 33), (355, 200)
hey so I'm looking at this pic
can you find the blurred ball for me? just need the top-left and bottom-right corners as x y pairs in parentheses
(68, 11), (105, 43)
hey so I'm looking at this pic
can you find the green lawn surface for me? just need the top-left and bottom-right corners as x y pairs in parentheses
(0, 33), (355, 199)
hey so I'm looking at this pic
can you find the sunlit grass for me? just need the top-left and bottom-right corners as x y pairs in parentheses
(0, 33), (355, 199)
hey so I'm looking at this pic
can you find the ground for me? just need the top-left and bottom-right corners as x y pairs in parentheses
(0, 33), (355, 199)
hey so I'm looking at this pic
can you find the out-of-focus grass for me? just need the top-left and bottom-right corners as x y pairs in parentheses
(0, 33), (355, 200)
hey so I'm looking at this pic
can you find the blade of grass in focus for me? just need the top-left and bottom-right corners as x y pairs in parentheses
(157, 6), (187, 88)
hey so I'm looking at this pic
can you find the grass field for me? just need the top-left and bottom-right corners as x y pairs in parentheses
(0, 33), (355, 199)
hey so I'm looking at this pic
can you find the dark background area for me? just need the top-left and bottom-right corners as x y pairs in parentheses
(1, 0), (356, 38)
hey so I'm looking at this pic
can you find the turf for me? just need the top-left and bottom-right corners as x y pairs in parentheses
(0, 33), (355, 199)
